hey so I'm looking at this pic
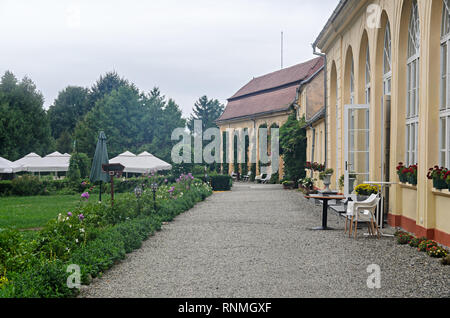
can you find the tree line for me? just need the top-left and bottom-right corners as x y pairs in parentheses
(0, 70), (224, 163)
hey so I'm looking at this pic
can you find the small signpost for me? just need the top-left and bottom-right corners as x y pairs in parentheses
(102, 163), (125, 206)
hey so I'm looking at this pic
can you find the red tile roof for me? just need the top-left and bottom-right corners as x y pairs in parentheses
(218, 57), (324, 123)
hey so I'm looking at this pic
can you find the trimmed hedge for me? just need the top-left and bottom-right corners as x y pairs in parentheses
(210, 175), (232, 191)
(0, 181), (12, 196)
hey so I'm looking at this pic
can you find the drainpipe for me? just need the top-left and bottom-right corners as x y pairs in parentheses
(311, 127), (316, 179)
(312, 44), (327, 169)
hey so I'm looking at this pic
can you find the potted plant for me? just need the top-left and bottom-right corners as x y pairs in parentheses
(282, 180), (295, 190)
(406, 164), (418, 186)
(396, 162), (408, 183)
(319, 168), (334, 192)
(445, 170), (450, 191)
(298, 177), (315, 193)
(354, 183), (379, 201)
(427, 166), (448, 190)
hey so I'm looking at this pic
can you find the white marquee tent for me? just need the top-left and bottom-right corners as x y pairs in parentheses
(12, 153), (43, 173)
(109, 151), (172, 175)
(25, 152), (71, 173)
(0, 157), (16, 173)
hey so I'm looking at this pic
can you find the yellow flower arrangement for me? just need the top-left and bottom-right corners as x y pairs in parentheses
(354, 184), (380, 196)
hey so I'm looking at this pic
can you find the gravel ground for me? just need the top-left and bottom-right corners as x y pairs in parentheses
(81, 183), (450, 298)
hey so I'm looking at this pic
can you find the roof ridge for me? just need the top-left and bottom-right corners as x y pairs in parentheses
(229, 57), (323, 100)
(253, 57), (321, 80)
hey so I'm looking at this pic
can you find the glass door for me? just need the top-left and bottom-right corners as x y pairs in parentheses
(344, 104), (370, 197)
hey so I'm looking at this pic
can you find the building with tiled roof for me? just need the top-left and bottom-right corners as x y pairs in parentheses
(217, 57), (325, 179)
(217, 57), (324, 124)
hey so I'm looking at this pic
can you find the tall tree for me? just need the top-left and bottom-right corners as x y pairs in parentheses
(74, 85), (144, 157)
(0, 71), (53, 160)
(187, 95), (224, 133)
(73, 72), (139, 157)
(88, 71), (135, 111)
(139, 90), (186, 162)
(47, 86), (89, 139)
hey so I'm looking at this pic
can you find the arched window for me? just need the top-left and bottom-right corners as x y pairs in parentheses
(365, 48), (371, 104)
(406, 0), (420, 166)
(383, 21), (392, 95)
(350, 59), (355, 104)
(440, 0), (450, 167)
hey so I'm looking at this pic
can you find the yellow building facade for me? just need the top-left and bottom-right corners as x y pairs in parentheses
(314, 0), (450, 246)
(294, 69), (327, 189)
(217, 58), (324, 180)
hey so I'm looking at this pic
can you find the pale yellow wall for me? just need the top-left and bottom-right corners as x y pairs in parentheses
(317, 0), (450, 238)
(435, 193), (450, 234)
(296, 69), (327, 188)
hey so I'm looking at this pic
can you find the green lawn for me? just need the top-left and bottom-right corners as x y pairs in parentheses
(0, 193), (129, 230)
(0, 195), (82, 230)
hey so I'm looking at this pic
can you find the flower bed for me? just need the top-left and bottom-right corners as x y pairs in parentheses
(395, 231), (449, 265)
(0, 174), (213, 298)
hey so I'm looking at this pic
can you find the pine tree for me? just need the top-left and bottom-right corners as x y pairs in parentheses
(187, 96), (224, 133)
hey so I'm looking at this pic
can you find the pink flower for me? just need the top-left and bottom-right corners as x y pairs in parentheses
(67, 212), (72, 217)
(81, 192), (90, 200)
(78, 214), (85, 221)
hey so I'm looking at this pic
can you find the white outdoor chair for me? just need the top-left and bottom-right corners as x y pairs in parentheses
(255, 173), (264, 183)
(345, 194), (381, 239)
(242, 171), (252, 182)
(261, 174), (272, 184)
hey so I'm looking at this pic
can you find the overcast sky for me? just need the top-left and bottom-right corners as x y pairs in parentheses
(0, 0), (337, 117)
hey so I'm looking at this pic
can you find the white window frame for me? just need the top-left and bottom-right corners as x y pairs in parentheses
(383, 22), (392, 96)
(365, 48), (371, 104)
(405, 0), (420, 166)
(350, 59), (355, 104)
(440, 0), (450, 167)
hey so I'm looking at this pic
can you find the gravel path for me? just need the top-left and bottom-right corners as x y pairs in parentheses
(81, 184), (450, 298)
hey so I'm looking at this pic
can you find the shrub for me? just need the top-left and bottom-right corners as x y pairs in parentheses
(11, 175), (43, 196)
(41, 179), (71, 194)
(0, 229), (38, 273)
(36, 213), (89, 261)
(3, 259), (76, 298)
(210, 175), (232, 191)
(396, 232), (413, 245)
(0, 181), (12, 196)
(418, 240), (438, 252)
(427, 245), (448, 258)
(409, 236), (427, 248)
(269, 172), (279, 184)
